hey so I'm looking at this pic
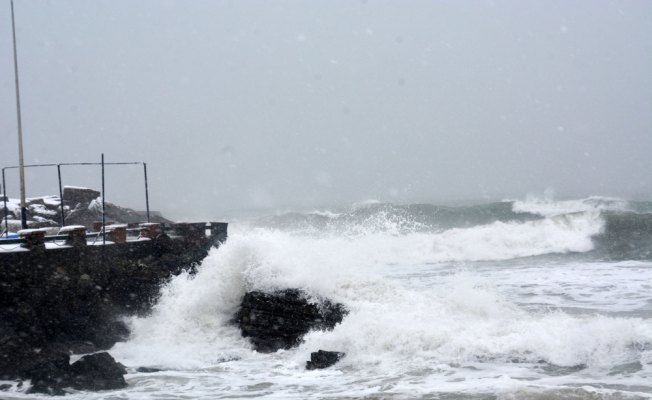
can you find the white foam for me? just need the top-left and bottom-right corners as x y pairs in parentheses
(428, 212), (603, 261)
(512, 195), (629, 217)
(114, 227), (650, 372)
(107, 212), (650, 398)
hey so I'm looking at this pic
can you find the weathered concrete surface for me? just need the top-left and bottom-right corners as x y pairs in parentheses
(236, 289), (347, 353)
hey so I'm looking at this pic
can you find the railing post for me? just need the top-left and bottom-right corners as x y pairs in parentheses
(2, 168), (8, 237)
(59, 225), (86, 247)
(139, 222), (160, 239)
(101, 153), (105, 245)
(57, 164), (65, 227)
(143, 162), (150, 223)
(18, 228), (46, 251)
(106, 224), (127, 243)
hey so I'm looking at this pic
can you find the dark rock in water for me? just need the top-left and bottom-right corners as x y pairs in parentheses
(136, 366), (163, 373)
(69, 352), (127, 391)
(306, 350), (345, 370)
(0, 383), (12, 391)
(0, 335), (127, 395)
(236, 289), (347, 353)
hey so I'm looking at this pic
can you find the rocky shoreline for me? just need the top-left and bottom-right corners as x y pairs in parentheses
(1, 189), (348, 394)
(0, 188), (227, 395)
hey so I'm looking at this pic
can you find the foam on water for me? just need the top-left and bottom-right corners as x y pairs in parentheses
(5, 197), (648, 399)
(105, 214), (652, 398)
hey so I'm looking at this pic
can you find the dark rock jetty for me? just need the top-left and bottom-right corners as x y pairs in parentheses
(0, 188), (227, 395)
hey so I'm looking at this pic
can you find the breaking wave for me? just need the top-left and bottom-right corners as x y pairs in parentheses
(253, 197), (652, 261)
(111, 218), (652, 397)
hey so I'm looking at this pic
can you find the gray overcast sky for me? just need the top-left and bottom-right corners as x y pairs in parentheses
(1, 0), (651, 220)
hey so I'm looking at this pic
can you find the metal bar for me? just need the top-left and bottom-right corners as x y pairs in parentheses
(10, 0), (27, 230)
(101, 154), (105, 245)
(58, 162), (142, 166)
(2, 163), (58, 169)
(57, 164), (65, 227)
(3, 162), (141, 170)
(143, 163), (150, 223)
(2, 160), (153, 234)
(2, 169), (8, 237)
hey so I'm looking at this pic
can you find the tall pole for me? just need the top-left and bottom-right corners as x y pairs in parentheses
(11, 0), (27, 229)
(101, 153), (106, 245)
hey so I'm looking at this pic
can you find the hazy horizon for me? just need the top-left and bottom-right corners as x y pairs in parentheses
(2, 0), (651, 220)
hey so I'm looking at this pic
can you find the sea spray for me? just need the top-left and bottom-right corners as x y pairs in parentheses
(105, 198), (652, 399)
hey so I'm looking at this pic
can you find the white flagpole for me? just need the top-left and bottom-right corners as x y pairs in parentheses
(10, 0), (28, 229)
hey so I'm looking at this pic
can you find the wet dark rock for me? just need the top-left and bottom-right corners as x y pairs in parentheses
(306, 350), (345, 370)
(57, 341), (98, 355)
(15, 350), (128, 395)
(0, 223), (226, 363)
(69, 352), (127, 391)
(236, 289), (347, 353)
(0, 383), (12, 390)
(24, 351), (71, 396)
(0, 335), (46, 380)
(91, 320), (130, 350)
(136, 367), (163, 373)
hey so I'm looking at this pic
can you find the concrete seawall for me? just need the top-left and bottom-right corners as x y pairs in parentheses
(0, 223), (227, 389)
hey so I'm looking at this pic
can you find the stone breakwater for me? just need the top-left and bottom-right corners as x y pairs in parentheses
(0, 223), (227, 394)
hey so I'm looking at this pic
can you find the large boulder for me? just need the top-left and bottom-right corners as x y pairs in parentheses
(0, 334), (127, 395)
(63, 187), (100, 208)
(69, 352), (127, 391)
(236, 289), (347, 353)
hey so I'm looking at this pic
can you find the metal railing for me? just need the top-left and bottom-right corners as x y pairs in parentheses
(0, 222), (229, 252)
(1, 154), (150, 238)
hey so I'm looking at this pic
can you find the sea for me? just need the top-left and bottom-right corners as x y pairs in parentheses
(6, 196), (652, 399)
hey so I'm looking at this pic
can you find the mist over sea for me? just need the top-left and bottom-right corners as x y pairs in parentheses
(4, 195), (650, 399)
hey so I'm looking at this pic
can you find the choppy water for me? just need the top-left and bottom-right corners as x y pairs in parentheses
(5, 196), (652, 399)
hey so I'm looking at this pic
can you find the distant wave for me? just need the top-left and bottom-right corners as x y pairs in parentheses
(511, 195), (630, 217)
(252, 197), (652, 260)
